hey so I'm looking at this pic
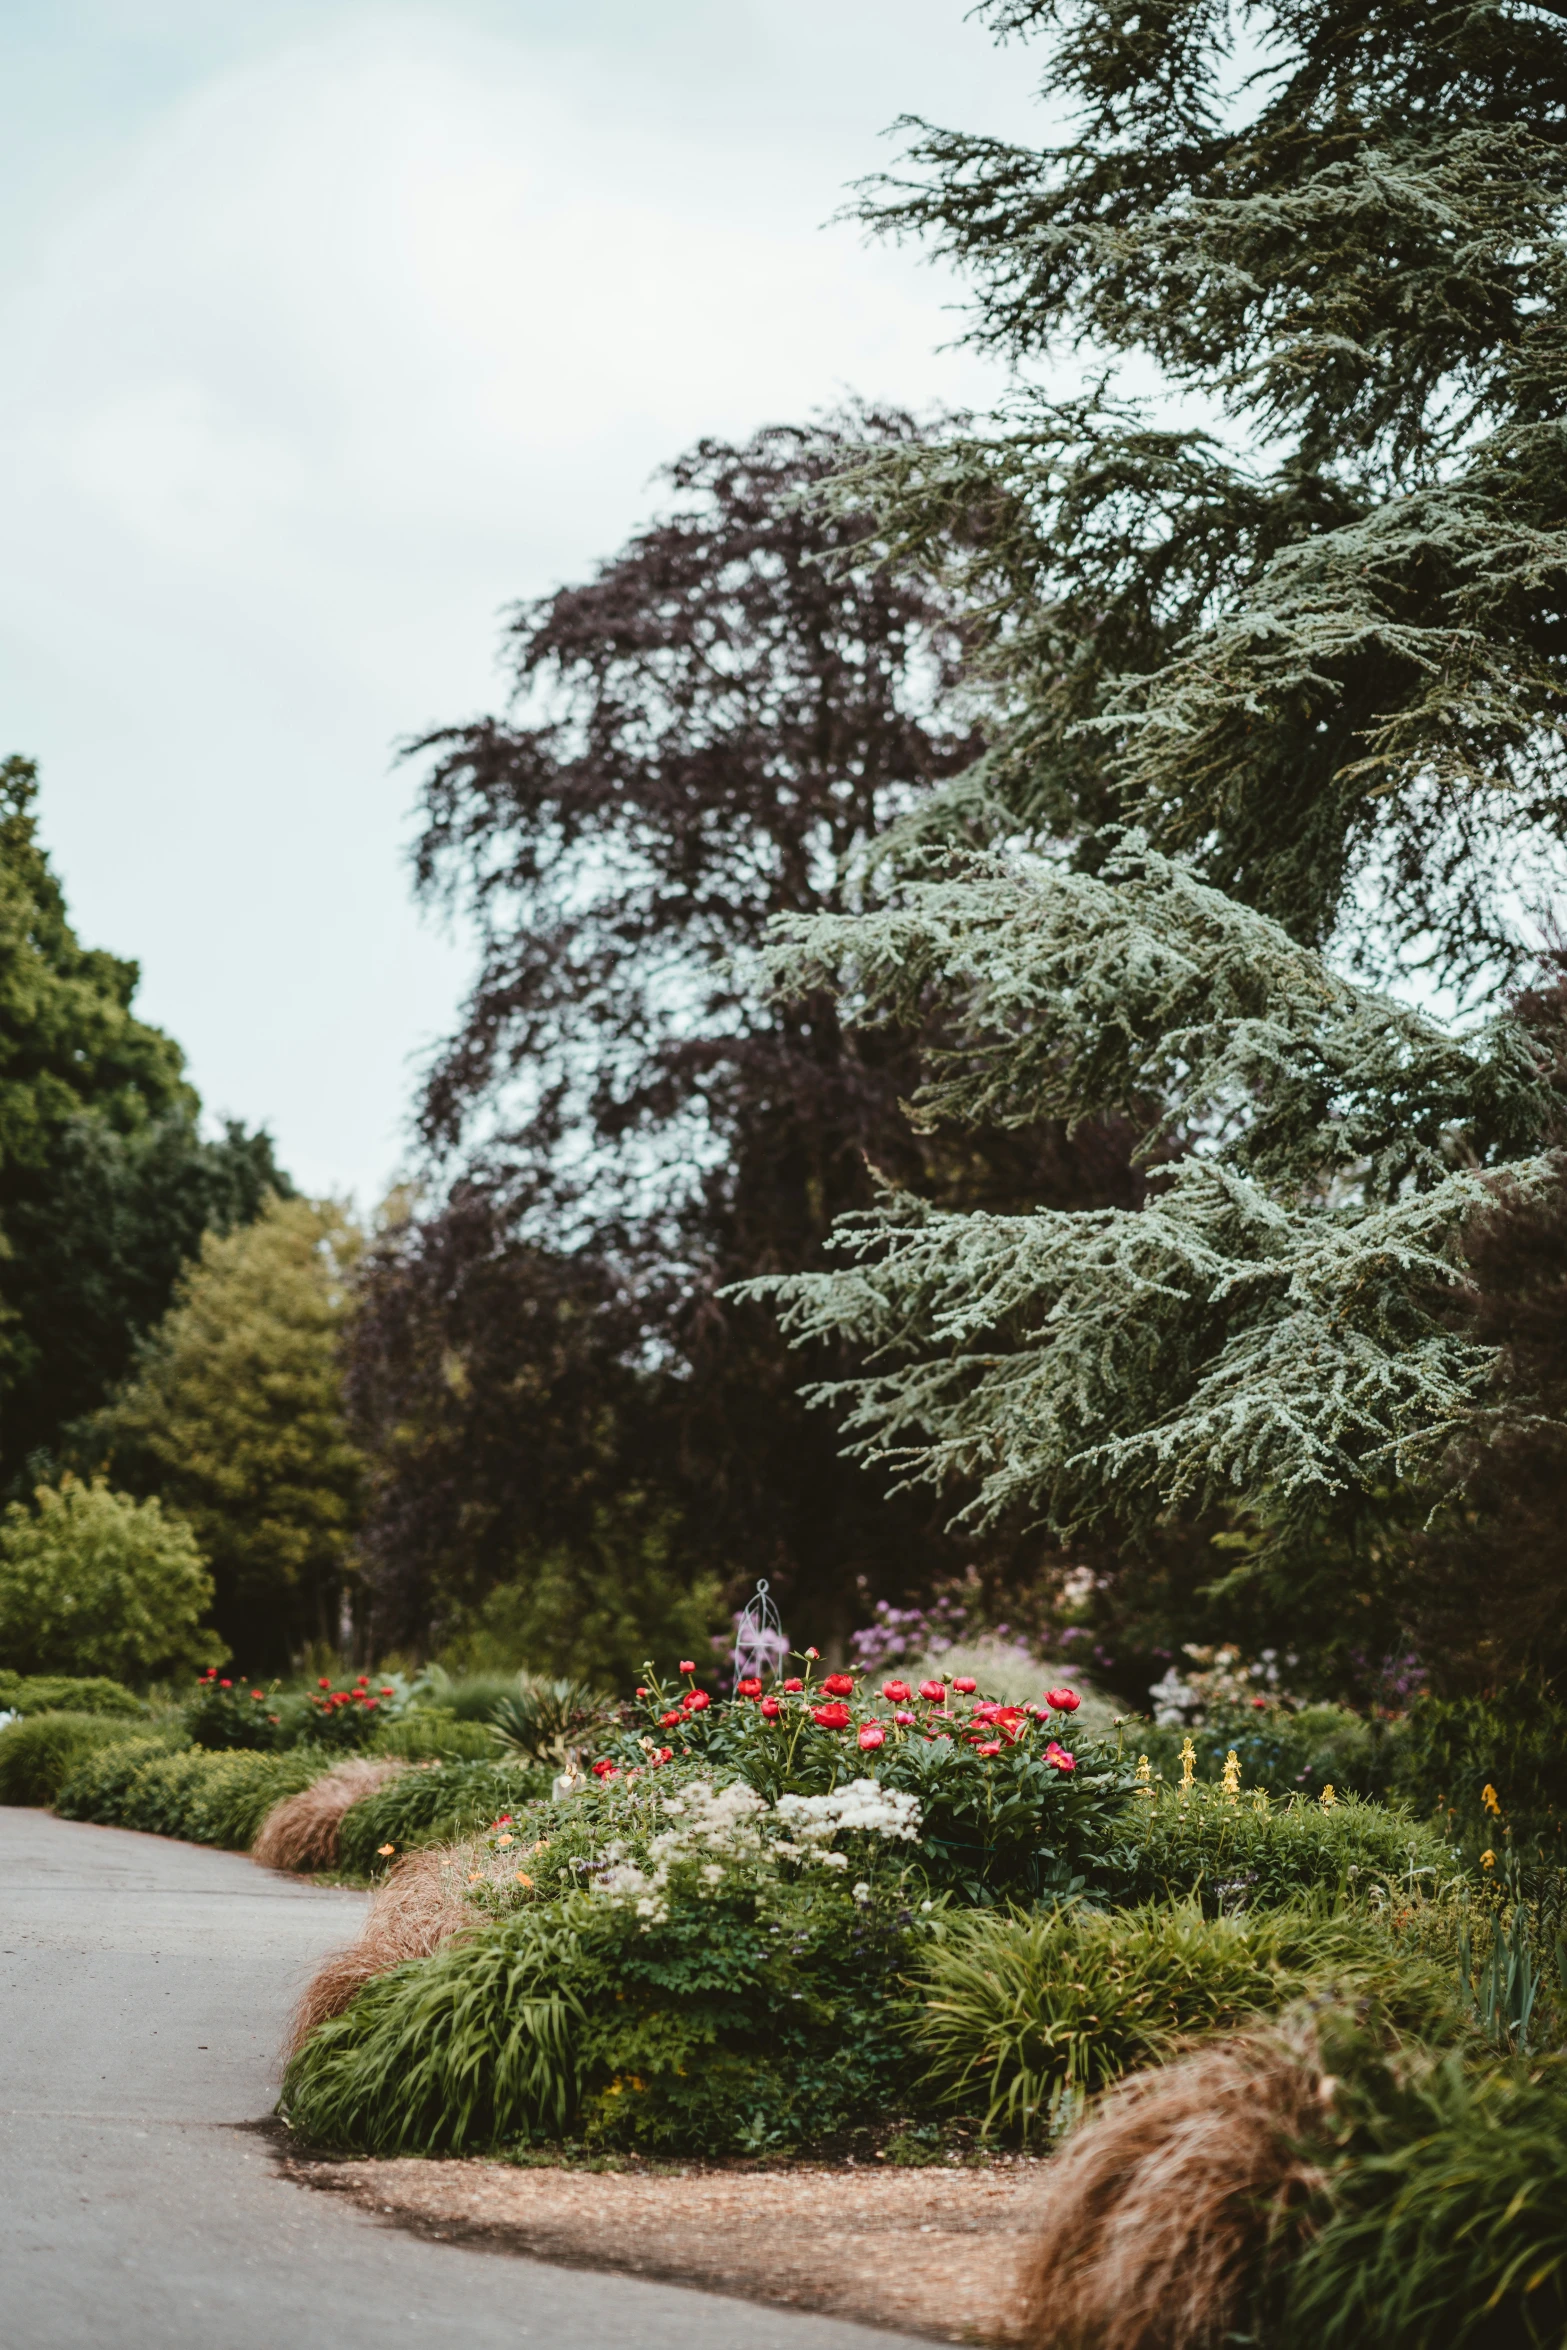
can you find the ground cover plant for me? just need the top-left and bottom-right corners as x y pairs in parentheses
(335, 1756), (553, 1876)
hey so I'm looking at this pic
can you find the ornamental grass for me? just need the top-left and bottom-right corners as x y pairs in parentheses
(914, 1901), (1452, 2140)
(285, 1844), (477, 2059)
(252, 1756), (407, 1873)
(1015, 2014), (1330, 2350)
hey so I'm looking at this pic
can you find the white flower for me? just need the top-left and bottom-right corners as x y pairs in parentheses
(774, 1778), (921, 1843)
(852, 1881), (872, 1904)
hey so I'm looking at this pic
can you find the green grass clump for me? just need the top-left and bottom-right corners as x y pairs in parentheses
(0, 1711), (170, 1805)
(337, 1758), (551, 1875)
(0, 1672), (147, 1719)
(1120, 1782), (1453, 1912)
(54, 1739), (325, 1848)
(913, 1901), (1451, 2139)
(1280, 2043), (1567, 2349)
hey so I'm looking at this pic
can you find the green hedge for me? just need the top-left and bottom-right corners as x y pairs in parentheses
(372, 1709), (497, 1764)
(337, 1758), (551, 1875)
(54, 1739), (326, 1849)
(1118, 1785), (1454, 1913)
(0, 1711), (168, 1805)
(0, 1672), (147, 1719)
(1137, 1703), (1399, 1803)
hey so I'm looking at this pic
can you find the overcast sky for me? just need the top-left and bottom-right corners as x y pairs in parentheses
(0, 1), (1045, 1202)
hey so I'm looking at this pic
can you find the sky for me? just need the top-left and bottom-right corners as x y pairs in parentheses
(0, 1), (1045, 1202)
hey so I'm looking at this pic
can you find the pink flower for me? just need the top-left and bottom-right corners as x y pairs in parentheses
(805, 1647), (821, 1660)
(783, 1677), (804, 1693)
(881, 1680), (911, 1703)
(918, 1680), (947, 1704)
(1045, 1741), (1076, 1773)
(952, 1677), (977, 1695)
(812, 1702), (852, 1730)
(678, 1660), (696, 1674)
(1251, 1696), (1268, 1710)
(1045, 1688), (1081, 1714)
(858, 1723), (886, 1750)
(894, 1710), (915, 1726)
(971, 1739), (1003, 1756)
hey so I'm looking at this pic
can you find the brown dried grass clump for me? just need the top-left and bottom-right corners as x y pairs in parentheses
(1015, 2021), (1330, 2350)
(285, 1844), (475, 2060)
(252, 1757), (407, 1874)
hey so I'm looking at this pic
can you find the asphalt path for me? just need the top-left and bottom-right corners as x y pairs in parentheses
(0, 1807), (924, 2350)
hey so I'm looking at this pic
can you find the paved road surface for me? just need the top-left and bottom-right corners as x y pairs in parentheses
(1, 1807), (923, 2350)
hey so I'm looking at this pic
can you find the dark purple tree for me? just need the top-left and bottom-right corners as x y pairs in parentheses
(349, 412), (1143, 1655)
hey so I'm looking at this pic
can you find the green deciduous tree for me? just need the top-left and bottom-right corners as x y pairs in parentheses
(0, 1473), (220, 1682)
(97, 1197), (366, 1669)
(747, 0), (1567, 1676)
(0, 755), (287, 1476)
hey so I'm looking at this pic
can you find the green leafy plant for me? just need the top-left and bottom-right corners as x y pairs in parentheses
(487, 1674), (619, 1769)
(183, 1669), (286, 1751)
(1121, 1781), (1454, 1915)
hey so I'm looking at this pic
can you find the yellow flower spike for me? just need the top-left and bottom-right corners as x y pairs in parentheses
(1320, 1784), (1337, 1810)
(1179, 1736), (1196, 1797)
(1480, 1849), (1496, 1869)
(1482, 1783), (1502, 1816)
(1222, 1749), (1241, 1803)
(1134, 1754), (1153, 1796)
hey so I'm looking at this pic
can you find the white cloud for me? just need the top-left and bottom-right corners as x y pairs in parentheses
(0, 7), (1024, 1200)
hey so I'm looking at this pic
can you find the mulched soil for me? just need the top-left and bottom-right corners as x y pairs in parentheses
(279, 2149), (1047, 2342)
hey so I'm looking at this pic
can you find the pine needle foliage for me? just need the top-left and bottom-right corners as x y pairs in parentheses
(748, 0), (1567, 1587)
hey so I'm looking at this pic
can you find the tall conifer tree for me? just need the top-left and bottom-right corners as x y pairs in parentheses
(749, 0), (1567, 1671)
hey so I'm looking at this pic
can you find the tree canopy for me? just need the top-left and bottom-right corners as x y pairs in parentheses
(351, 411), (1151, 1652)
(745, 0), (1567, 1680)
(0, 755), (288, 1479)
(97, 1196), (365, 1669)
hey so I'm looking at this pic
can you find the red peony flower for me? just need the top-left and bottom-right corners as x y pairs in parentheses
(250, 1690), (264, 1700)
(655, 1746), (674, 1764)
(736, 1677), (763, 1699)
(1251, 1696), (1268, 1709)
(812, 1701), (852, 1730)
(219, 1679), (232, 1689)
(858, 1722), (886, 1750)
(971, 1739), (1003, 1756)
(660, 1709), (682, 1727)
(881, 1680), (911, 1703)
(952, 1677), (978, 1695)
(783, 1676), (804, 1693)
(684, 1689), (711, 1712)
(362, 1697), (379, 1710)
(805, 1647), (821, 1660)
(591, 1758), (619, 1779)
(635, 1686), (649, 1697)
(918, 1680), (947, 1703)
(1045, 1741), (1077, 1772)
(678, 1660), (696, 1674)
(1045, 1688), (1081, 1713)
(493, 1815), (513, 1827)
(759, 1695), (782, 1720)
(318, 1678), (331, 1689)
(822, 1672), (855, 1697)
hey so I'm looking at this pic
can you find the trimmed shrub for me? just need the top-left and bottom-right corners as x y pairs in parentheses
(0, 1475), (221, 1681)
(913, 1902), (1453, 2140)
(337, 1759), (551, 1876)
(0, 1672), (146, 1719)
(55, 1739), (323, 1848)
(253, 1758), (406, 1873)
(1119, 1783), (1454, 1913)
(372, 1709), (496, 1764)
(0, 1711), (168, 1806)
